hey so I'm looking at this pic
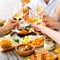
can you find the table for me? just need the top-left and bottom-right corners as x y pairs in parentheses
(0, 50), (24, 60)
(0, 33), (59, 60)
(0, 33), (25, 60)
(0, 33), (42, 60)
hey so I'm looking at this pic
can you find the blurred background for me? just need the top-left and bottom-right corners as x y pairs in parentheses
(0, 0), (20, 20)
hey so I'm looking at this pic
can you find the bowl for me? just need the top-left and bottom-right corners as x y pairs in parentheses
(15, 44), (35, 56)
(17, 29), (31, 37)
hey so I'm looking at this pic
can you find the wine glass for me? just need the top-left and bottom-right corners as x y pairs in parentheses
(12, 4), (23, 33)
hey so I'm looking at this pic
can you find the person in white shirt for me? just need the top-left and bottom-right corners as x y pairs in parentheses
(25, 0), (60, 17)
(42, 4), (60, 30)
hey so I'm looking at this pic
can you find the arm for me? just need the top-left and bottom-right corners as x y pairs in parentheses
(33, 24), (60, 44)
(0, 19), (19, 36)
(40, 26), (60, 44)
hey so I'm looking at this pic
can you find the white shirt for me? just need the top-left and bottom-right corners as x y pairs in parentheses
(25, 0), (60, 17)
(0, 0), (20, 20)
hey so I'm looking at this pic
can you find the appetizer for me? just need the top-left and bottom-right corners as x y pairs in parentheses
(20, 35), (44, 48)
(28, 37), (44, 48)
(18, 29), (29, 35)
(0, 38), (17, 52)
(0, 39), (11, 49)
(13, 38), (19, 43)
(54, 48), (60, 54)
(25, 50), (55, 60)
(15, 44), (35, 56)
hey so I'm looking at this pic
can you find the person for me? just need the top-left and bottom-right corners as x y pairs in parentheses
(42, 16), (60, 30)
(53, 4), (60, 21)
(25, 0), (60, 17)
(0, 18), (19, 35)
(42, 4), (60, 30)
(33, 22), (60, 44)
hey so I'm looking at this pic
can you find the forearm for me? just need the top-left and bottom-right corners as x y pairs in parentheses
(40, 26), (60, 44)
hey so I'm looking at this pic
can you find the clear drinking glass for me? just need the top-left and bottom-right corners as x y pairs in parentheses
(12, 4), (24, 33)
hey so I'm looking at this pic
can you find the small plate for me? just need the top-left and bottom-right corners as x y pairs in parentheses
(0, 46), (14, 52)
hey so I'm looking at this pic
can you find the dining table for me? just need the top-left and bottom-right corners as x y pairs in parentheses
(0, 33), (24, 60)
(0, 31), (60, 60)
(0, 33), (41, 60)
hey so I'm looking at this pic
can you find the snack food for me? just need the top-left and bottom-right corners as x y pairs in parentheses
(28, 37), (44, 48)
(15, 44), (35, 56)
(25, 50), (55, 60)
(0, 39), (11, 49)
(0, 38), (17, 52)
(54, 48), (60, 54)
(18, 29), (29, 34)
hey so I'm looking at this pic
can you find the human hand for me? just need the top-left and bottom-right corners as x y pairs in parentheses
(4, 18), (19, 31)
(43, 16), (57, 29)
(33, 22), (46, 33)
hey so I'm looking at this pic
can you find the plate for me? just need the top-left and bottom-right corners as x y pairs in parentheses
(28, 37), (44, 48)
(20, 35), (44, 48)
(0, 46), (14, 52)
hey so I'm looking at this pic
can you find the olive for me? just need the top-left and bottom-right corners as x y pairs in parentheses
(13, 38), (19, 43)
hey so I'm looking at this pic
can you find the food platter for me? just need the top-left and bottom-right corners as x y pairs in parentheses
(0, 33), (60, 60)
(0, 37), (18, 52)
(24, 49), (57, 60)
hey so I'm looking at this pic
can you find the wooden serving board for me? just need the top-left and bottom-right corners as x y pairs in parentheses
(0, 46), (14, 52)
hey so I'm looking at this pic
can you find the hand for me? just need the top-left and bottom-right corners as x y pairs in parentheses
(43, 16), (57, 29)
(33, 22), (46, 33)
(4, 18), (19, 31)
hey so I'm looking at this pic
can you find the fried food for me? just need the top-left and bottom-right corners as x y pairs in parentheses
(28, 37), (44, 47)
(0, 39), (11, 49)
(18, 29), (29, 34)
(54, 48), (60, 54)
(30, 50), (54, 60)
(58, 53), (60, 60)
